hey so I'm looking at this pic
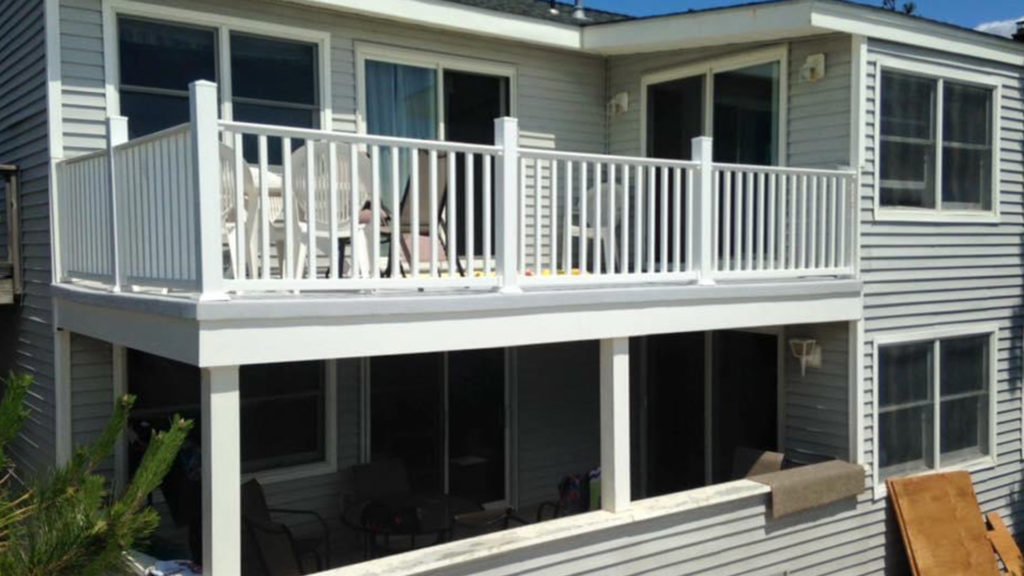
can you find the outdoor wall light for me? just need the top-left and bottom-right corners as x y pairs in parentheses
(789, 338), (822, 376)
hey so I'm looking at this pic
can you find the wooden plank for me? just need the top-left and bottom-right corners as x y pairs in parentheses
(887, 472), (999, 576)
(986, 512), (1024, 576)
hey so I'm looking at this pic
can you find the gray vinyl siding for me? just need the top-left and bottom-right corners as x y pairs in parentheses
(0, 0), (55, 481)
(515, 341), (600, 508)
(607, 34), (852, 170)
(855, 39), (1024, 570)
(783, 322), (850, 465)
(69, 333), (114, 477)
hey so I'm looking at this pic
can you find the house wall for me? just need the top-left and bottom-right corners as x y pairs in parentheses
(607, 33), (853, 170)
(516, 341), (601, 508)
(0, 0), (56, 481)
(858, 38), (1024, 571)
(783, 322), (851, 465)
(69, 333), (114, 477)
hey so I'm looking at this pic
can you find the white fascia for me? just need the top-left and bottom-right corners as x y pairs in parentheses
(582, 0), (818, 55)
(278, 0), (583, 50)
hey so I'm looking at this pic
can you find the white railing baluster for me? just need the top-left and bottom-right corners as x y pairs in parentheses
(594, 163), (602, 275)
(411, 149), (420, 277)
(767, 173), (776, 271)
(828, 176), (837, 270)
(519, 156), (526, 275)
(283, 137), (295, 280)
(447, 151), (457, 278)
(328, 142), (339, 280)
(258, 136), (270, 280)
(563, 160), (572, 274)
(672, 167), (681, 273)
(482, 154), (492, 276)
(723, 170), (732, 272)
(608, 163), (617, 274)
(659, 166), (668, 273)
(534, 157), (542, 275)
(646, 165), (655, 273)
(429, 149), (439, 278)
(838, 174), (848, 270)
(630, 162), (638, 272)
(307, 140), (318, 279)
(349, 144), (360, 279)
(370, 145), (381, 280)
(550, 159), (558, 276)
(621, 163), (630, 275)
(756, 172), (765, 271)
(745, 171), (753, 271)
(466, 152), (475, 275)
(799, 174), (808, 270)
(390, 146), (400, 280)
(580, 161), (588, 274)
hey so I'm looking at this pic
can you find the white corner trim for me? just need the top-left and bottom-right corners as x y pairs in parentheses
(102, 0), (332, 128)
(870, 323), (1000, 498)
(45, 0), (64, 286)
(871, 55), (1003, 224)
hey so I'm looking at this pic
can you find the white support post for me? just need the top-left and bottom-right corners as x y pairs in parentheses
(190, 81), (227, 300)
(106, 117), (128, 292)
(600, 337), (630, 513)
(691, 137), (715, 285)
(54, 328), (72, 467)
(201, 366), (241, 576)
(494, 117), (521, 294)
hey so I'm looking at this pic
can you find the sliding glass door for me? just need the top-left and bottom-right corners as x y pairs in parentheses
(645, 57), (782, 165)
(369, 349), (508, 505)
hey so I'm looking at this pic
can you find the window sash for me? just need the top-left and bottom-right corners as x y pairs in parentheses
(878, 334), (992, 479)
(879, 68), (995, 213)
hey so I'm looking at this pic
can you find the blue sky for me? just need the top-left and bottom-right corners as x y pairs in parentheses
(581, 1), (1023, 35)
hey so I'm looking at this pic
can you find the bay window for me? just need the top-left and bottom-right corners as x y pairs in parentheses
(878, 65), (997, 216)
(876, 329), (995, 481)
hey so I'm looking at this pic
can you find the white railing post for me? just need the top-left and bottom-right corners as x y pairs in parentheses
(691, 137), (715, 285)
(201, 366), (241, 576)
(495, 117), (521, 293)
(190, 81), (227, 300)
(106, 116), (128, 292)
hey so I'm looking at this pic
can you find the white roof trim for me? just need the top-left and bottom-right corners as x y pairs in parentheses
(279, 0), (582, 50)
(583, 1), (818, 55)
(810, 1), (1024, 67)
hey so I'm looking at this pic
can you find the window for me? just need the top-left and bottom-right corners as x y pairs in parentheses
(118, 18), (217, 138)
(878, 66), (997, 215)
(116, 16), (321, 149)
(877, 330), (994, 480)
(126, 350), (332, 476)
(643, 47), (785, 164)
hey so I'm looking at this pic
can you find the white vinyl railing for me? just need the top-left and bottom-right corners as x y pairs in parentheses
(53, 81), (858, 299)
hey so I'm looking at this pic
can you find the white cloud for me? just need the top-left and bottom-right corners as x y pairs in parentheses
(975, 15), (1023, 38)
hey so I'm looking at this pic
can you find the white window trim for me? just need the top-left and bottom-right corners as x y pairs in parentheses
(871, 323), (999, 500)
(639, 44), (790, 165)
(872, 56), (1001, 224)
(102, 0), (333, 132)
(354, 42), (518, 141)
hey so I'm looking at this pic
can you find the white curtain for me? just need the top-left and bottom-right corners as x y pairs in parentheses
(366, 60), (438, 211)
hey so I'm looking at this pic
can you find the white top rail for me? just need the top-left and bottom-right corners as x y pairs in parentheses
(520, 147), (701, 170)
(218, 121), (502, 156)
(712, 163), (856, 177)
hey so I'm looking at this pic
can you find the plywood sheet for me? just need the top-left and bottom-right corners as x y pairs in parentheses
(887, 471), (998, 576)
(987, 512), (1024, 576)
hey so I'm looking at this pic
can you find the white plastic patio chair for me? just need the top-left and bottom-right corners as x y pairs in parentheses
(219, 144), (261, 279)
(291, 143), (374, 279)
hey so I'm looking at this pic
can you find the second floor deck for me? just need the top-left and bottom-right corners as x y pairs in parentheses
(54, 81), (859, 300)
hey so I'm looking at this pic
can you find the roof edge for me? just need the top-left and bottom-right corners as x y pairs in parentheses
(280, 0), (583, 50)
